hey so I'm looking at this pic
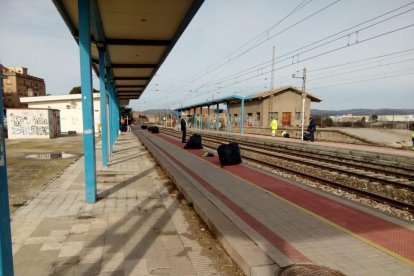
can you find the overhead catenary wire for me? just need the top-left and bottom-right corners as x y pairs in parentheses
(138, 2), (414, 109)
(179, 19), (414, 105)
(183, 0), (414, 93)
(169, 0), (341, 92)
(181, 0), (316, 84)
(196, 22), (414, 95)
(198, 6), (414, 89)
(306, 58), (414, 82)
(308, 48), (414, 72)
(309, 71), (414, 90)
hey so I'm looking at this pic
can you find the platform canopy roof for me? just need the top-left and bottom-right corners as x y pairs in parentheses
(174, 94), (252, 111)
(53, 0), (204, 105)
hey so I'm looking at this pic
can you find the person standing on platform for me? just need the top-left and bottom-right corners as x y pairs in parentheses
(180, 115), (187, 143)
(411, 131), (414, 150)
(270, 118), (278, 136)
(308, 116), (316, 142)
(126, 116), (132, 132)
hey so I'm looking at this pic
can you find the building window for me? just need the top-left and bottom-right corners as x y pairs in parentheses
(256, 112), (261, 126)
(295, 112), (301, 121)
(269, 112), (278, 121)
(247, 113), (253, 126)
(66, 105), (71, 109)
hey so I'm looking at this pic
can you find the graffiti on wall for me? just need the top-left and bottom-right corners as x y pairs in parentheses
(9, 110), (49, 136)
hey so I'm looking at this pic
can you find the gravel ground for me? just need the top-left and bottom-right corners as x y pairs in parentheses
(5, 135), (84, 213)
(338, 128), (413, 148)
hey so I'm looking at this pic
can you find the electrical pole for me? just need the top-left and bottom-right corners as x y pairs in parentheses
(292, 68), (307, 141)
(268, 46), (275, 126)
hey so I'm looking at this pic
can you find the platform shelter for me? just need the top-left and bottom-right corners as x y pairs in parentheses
(0, 1), (204, 274)
(175, 95), (252, 134)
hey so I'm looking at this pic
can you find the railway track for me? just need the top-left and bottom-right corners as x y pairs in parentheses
(157, 127), (414, 214)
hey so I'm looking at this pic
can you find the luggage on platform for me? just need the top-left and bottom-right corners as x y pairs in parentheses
(184, 133), (203, 149)
(141, 125), (148, 129)
(217, 142), (242, 166)
(151, 126), (160, 133)
(303, 132), (311, 141)
(148, 126), (154, 132)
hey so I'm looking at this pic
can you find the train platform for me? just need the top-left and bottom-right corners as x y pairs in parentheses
(136, 127), (414, 276)
(10, 133), (229, 276)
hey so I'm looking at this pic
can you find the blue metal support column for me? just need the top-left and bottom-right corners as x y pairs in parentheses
(0, 69), (14, 276)
(105, 66), (112, 154)
(98, 49), (108, 167)
(200, 107), (203, 129)
(116, 102), (120, 135)
(215, 103), (219, 131)
(78, 0), (96, 203)
(207, 105), (210, 130)
(108, 80), (116, 153)
(240, 97), (245, 134)
(111, 89), (116, 150)
(227, 103), (231, 133)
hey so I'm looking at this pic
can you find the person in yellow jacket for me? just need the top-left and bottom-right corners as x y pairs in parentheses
(270, 118), (278, 136)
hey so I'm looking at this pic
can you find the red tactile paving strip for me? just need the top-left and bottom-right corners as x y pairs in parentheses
(146, 133), (311, 263)
(153, 132), (414, 263)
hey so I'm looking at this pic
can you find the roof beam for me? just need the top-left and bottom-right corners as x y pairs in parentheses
(111, 63), (157, 69)
(117, 85), (146, 88)
(114, 77), (150, 80)
(118, 95), (141, 99)
(52, 1), (77, 37)
(105, 39), (170, 46)
(117, 90), (143, 95)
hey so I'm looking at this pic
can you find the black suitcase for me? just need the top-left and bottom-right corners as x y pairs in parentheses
(217, 142), (242, 166)
(303, 132), (311, 141)
(141, 125), (148, 129)
(151, 126), (160, 133)
(148, 126), (154, 132)
(184, 133), (203, 149)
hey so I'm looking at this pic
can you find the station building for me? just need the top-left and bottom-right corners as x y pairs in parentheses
(228, 86), (321, 128)
(179, 86), (321, 132)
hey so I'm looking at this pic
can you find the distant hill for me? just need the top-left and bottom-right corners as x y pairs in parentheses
(311, 109), (414, 116)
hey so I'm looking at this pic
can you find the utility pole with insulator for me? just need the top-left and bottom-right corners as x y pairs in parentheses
(268, 46), (275, 126)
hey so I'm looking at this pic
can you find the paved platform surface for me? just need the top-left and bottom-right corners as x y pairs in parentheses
(137, 129), (414, 276)
(11, 133), (223, 275)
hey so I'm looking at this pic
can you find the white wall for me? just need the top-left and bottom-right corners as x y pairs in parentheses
(24, 97), (101, 133)
(7, 109), (52, 139)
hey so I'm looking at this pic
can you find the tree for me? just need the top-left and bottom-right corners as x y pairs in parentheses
(69, 86), (81, 94)
(69, 86), (99, 94)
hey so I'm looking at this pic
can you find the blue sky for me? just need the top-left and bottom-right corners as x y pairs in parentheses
(1, 0), (413, 111)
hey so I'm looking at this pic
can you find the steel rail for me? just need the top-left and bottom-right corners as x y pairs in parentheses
(158, 128), (413, 212)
